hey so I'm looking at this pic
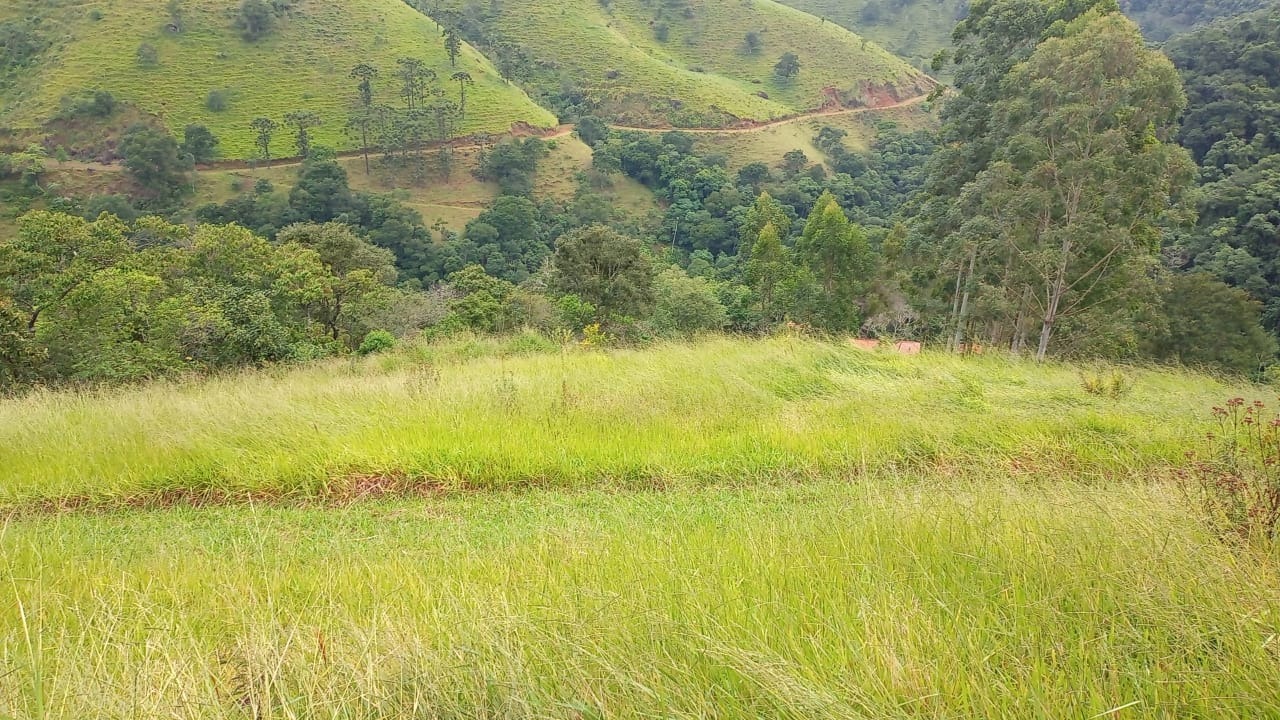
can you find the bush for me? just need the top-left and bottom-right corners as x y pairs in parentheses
(235, 0), (275, 41)
(357, 329), (396, 356)
(136, 43), (159, 67)
(57, 90), (117, 120)
(206, 89), (230, 112)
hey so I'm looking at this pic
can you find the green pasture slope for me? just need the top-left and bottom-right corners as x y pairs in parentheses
(429, 0), (934, 127)
(0, 0), (556, 159)
(3, 335), (1280, 717)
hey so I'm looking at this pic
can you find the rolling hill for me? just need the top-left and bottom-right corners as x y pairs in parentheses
(425, 0), (936, 128)
(0, 0), (557, 160)
(774, 0), (967, 73)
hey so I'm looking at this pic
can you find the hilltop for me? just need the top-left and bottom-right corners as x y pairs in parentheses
(0, 0), (557, 160)
(426, 0), (935, 128)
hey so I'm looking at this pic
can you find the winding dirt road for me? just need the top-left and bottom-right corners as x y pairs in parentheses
(47, 93), (934, 175)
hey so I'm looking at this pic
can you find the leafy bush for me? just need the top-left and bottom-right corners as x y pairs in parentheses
(236, 0), (276, 41)
(357, 329), (396, 355)
(205, 89), (230, 112)
(57, 90), (117, 120)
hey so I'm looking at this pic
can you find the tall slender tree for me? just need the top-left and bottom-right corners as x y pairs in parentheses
(249, 116), (278, 164)
(796, 191), (874, 331)
(450, 71), (474, 113)
(283, 110), (322, 159)
(443, 28), (462, 67)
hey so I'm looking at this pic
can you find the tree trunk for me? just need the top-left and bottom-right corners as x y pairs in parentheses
(951, 247), (977, 352)
(1036, 238), (1073, 362)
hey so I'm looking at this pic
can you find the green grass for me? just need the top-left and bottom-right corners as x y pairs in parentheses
(0, 0), (556, 159)
(775, 0), (965, 74)
(0, 334), (1253, 508)
(431, 0), (933, 128)
(3, 335), (1280, 717)
(4, 481), (1280, 717)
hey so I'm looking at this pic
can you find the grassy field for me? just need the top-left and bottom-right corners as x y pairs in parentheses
(5, 480), (1280, 718)
(0, 334), (1254, 507)
(0, 0), (556, 159)
(429, 0), (933, 128)
(3, 335), (1280, 717)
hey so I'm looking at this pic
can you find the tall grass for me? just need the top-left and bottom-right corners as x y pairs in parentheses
(3, 481), (1279, 718)
(0, 335), (1247, 508)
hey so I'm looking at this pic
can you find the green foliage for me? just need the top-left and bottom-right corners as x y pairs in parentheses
(0, 18), (48, 86)
(118, 124), (193, 201)
(357, 329), (396, 355)
(773, 51), (801, 79)
(651, 266), (729, 335)
(0, 210), (409, 385)
(180, 124), (219, 164)
(56, 89), (117, 120)
(796, 191), (873, 331)
(1162, 6), (1280, 338)
(917, 5), (1195, 361)
(283, 109), (322, 159)
(205, 89), (230, 112)
(235, 0), (276, 42)
(552, 225), (655, 321)
(1144, 272), (1277, 374)
(476, 138), (548, 196)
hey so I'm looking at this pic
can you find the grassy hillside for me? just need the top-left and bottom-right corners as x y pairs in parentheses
(775, 0), (966, 73)
(187, 135), (658, 231)
(0, 0), (557, 159)
(3, 336), (1280, 717)
(429, 0), (934, 128)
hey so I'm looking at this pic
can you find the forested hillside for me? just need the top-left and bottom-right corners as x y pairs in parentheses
(1120, 0), (1268, 39)
(0, 0), (556, 159)
(1162, 5), (1280, 334)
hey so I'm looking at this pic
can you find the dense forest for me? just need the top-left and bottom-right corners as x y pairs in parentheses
(3, 0), (1280, 388)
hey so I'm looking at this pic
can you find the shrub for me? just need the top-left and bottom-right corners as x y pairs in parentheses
(1080, 368), (1132, 399)
(57, 90), (117, 120)
(1179, 398), (1280, 552)
(206, 89), (230, 112)
(357, 329), (396, 356)
(136, 43), (159, 67)
(236, 0), (275, 41)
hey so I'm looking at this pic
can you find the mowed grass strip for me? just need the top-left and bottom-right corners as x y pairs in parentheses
(0, 335), (1251, 508)
(3, 481), (1279, 717)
